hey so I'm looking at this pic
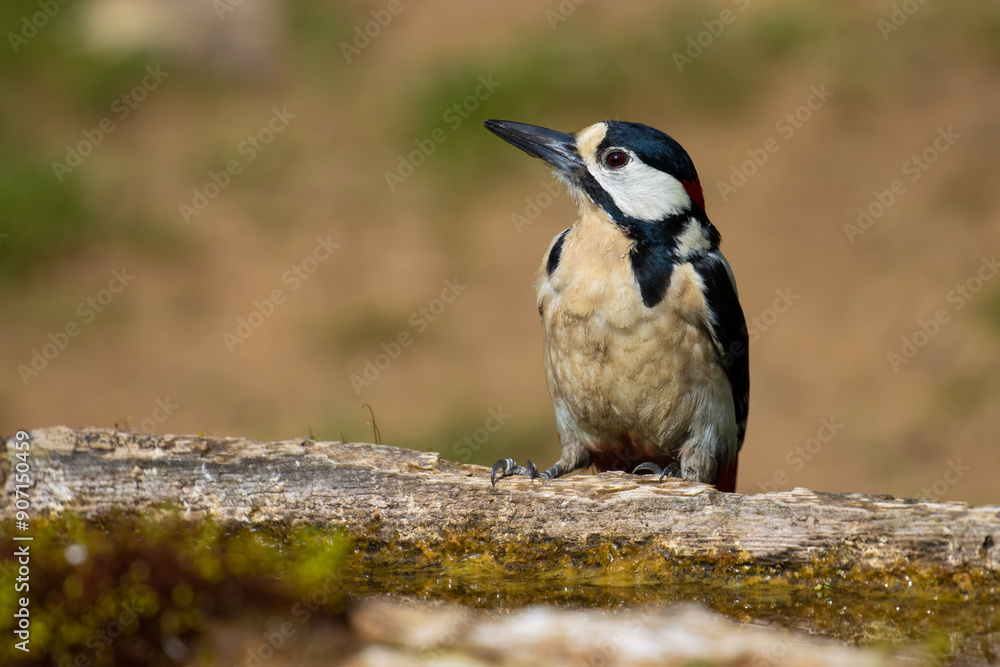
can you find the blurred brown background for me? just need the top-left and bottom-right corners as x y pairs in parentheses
(2, 0), (999, 502)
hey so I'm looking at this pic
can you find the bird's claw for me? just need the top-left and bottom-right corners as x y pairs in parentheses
(632, 462), (681, 482)
(490, 458), (539, 486)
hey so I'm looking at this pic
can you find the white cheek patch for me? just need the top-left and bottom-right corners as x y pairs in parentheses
(588, 158), (692, 221)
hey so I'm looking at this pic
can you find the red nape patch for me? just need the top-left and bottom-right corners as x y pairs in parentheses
(682, 179), (705, 212)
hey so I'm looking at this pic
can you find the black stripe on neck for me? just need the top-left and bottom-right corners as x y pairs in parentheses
(546, 228), (570, 275)
(623, 211), (719, 308)
(573, 170), (721, 308)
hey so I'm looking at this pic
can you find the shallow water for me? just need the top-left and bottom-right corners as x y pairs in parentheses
(341, 559), (999, 657)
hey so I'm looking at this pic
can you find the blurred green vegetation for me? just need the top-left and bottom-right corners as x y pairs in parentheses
(3, 0), (999, 285)
(286, 0), (352, 78)
(0, 150), (94, 281)
(981, 287), (1000, 336)
(3, 0), (1000, 470)
(0, 1), (184, 285)
(0, 142), (184, 285)
(309, 400), (554, 469)
(399, 4), (837, 196)
(385, 0), (1000, 230)
(409, 1), (997, 159)
(324, 308), (412, 354)
(0, 514), (348, 665)
(399, 408), (555, 469)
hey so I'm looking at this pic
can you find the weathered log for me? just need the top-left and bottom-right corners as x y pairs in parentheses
(4, 426), (998, 592)
(4, 426), (1000, 664)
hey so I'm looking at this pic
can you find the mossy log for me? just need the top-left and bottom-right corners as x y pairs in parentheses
(3, 426), (999, 592)
(5, 427), (1000, 664)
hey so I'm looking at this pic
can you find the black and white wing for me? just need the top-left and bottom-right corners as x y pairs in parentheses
(693, 251), (750, 449)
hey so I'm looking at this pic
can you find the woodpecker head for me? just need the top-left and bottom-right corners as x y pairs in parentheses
(484, 119), (707, 226)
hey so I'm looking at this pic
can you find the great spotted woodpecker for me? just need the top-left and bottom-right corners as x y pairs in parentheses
(485, 119), (749, 492)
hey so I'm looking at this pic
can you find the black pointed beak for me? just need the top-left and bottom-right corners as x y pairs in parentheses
(484, 119), (583, 177)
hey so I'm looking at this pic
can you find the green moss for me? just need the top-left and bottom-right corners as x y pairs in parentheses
(343, 521), (1000, 645)
(7, 509), (976, 653)
(0, 514), (348, 665)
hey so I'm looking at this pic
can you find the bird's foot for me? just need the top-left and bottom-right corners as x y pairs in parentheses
(490, 458), (540, 486)
(632, 462), (680, 482)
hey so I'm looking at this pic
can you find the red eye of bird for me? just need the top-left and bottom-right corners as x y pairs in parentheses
(603, 149), (629, 169)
